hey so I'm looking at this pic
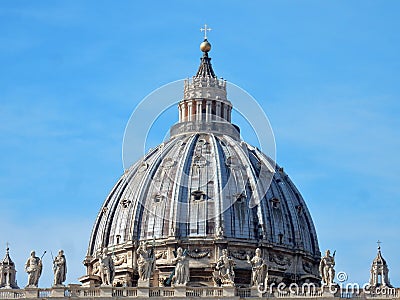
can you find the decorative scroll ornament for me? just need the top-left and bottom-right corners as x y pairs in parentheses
(230, 249), (252, 260)
(270, 254), (291, 266)
(114, 254), (127, 266)
(92, 261), (100, 276)
(155, 251), (167, 260)
(187, 248), (211, 259)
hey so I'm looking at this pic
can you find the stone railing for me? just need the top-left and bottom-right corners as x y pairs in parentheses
(0, 291), (25, 299)
(0, 286), (399, 299)
(170, 120), (240, 139)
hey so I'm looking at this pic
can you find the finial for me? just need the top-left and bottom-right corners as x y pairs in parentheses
(377, 240), (382, 250)
(200, 24), (212, 53)
(6, 241), (9, 253)
(200, 24), (212, 40)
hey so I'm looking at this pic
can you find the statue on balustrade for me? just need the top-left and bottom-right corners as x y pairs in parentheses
(172, 247), (190, 286)
(25, 250), (43, 287)
(213, 249), (235, 286)
(98, 247), (115, 286)
(136, 241), (155, 282)
(319, 249), (336, 286)
(247, 248), (268, 287)
(53, 250), (67, 286)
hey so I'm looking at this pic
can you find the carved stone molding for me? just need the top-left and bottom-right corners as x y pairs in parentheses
(187, 248), (211, 259)
(269, 253), (291, 267)
(114, 254), (127, 266)
(92, 262), (100, 276)
(155, 251), (167, 260)
(230, 249), (252, 260)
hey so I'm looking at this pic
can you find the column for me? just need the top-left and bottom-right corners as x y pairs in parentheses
(222, 104), (228, 121)
(196, 100), (202, 121)
(188, 102), (193, 122)
(216, 102), (221, 121)
(178, 104), (182, 122)
(182, 103), (187, 122)
(205, 100), (211, 122)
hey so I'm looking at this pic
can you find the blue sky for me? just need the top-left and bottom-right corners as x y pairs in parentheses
(1, 0), (399, 287)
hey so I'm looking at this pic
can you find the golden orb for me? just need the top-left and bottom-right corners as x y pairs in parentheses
(200, 40), (211, 52)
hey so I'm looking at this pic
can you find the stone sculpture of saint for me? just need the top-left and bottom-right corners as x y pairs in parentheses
(25, 251), (42, 287)
(319, 249), (335, 286)
(99, 248), (115, 286)
(215, 249), (235, 286)
(247, 248), (268, 287)
(136, 241), (154, 281)
(172, 247), (189, 286)
(53, 250), (67, 286)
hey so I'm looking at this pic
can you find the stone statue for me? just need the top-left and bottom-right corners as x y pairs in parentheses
(53, 250), (67, 286)
(319, 249), (335, 286)
(99, 248), (115, 286)
(172, 247), (189, 286)
(136, 241), (154, 281)
(247, 248), (268, 287)
(25, 251), (43, 287)
(214, 249), (235, 286)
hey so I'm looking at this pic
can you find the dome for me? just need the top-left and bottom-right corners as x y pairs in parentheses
(81, 38), (321, 287)
(0, 247), (19, 289)
(372, 247), (387, 266)
(369, 245), (392, 287)
(89, 134), (320, 248)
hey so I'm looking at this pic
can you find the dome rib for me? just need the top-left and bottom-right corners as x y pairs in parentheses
(250, 150), (275, 243)
(137, 140), (180, 240)
(88, 175), (124, 255)
(175, 135), (198, 237)
(210, 134), (223, 236)
(227, 137), (259, 239)
(275, 173), (299, 247)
